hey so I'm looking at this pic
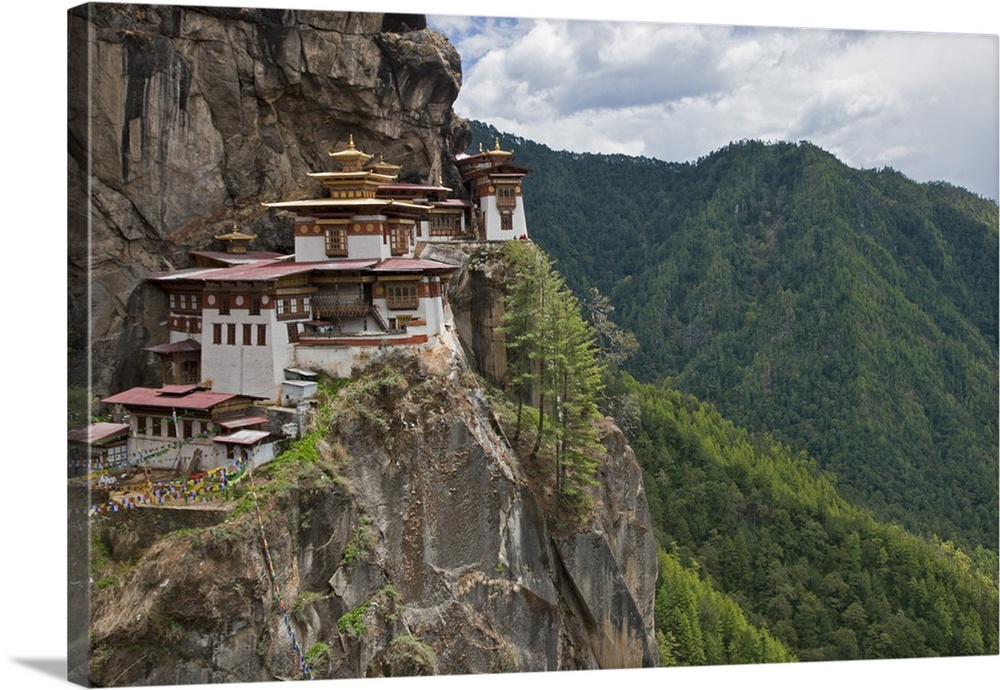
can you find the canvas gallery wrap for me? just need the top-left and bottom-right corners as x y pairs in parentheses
(67, 2), (998, 688)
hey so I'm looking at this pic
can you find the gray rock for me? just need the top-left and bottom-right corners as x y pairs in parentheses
(69, 4), (469, 393)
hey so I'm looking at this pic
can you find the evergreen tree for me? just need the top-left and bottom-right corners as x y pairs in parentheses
(500, 242), (604, 509)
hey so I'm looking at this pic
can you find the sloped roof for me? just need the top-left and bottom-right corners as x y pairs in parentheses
(101, 387), (247, 411)
(372, 258), (459, 273)
(212, 429), (271, 445)
(145, 339), (201, 355)
(67, 422), (130, 445)
(189, 250), (285, 266)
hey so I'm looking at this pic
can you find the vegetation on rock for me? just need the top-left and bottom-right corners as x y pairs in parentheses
(470, 120), (999, 554)
(497, 240), (606, 524)
(631, 377), (998, 662)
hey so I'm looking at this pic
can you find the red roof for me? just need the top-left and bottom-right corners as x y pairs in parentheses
(145, 339), (201, 355)
(67, 422), (130, 445)
(197, 261), (316, 282)
(150, 259), (314, 284)
(101, 387), (245, 411)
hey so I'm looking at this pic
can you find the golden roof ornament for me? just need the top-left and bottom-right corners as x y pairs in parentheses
(214, 222), (257, 241)
(329, 134), (373, 171)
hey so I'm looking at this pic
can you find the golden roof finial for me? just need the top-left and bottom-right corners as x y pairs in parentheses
(478, 142), (484, 153)
(494, 137), (501, 151)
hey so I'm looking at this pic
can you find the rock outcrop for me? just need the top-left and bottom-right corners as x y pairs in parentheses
(87, 344), (658, 684)
(74, 5), (659, 684)
(68, 5), (470, 394)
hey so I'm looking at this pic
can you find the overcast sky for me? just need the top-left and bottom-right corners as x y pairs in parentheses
(428, 6), (998, 200)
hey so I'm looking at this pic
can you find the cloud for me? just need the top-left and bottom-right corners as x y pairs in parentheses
(430, 14), (999, 199)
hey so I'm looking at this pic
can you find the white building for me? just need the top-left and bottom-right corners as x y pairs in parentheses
(107, 135), (533, 469)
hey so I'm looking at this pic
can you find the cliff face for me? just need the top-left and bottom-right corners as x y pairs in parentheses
(68, 4), (470, 394)
(74, 5), (658, 683)
(88, 342), (658, 684)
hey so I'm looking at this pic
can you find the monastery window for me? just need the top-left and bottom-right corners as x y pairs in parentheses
(497, 186), (517, 209)
(180, 359), (199, 384)
(227, 323), (236, 345)
(250, 296), (261, 316)
(385, 282), (419, 310)
(183, 419), (193, 439)
(500, 212), (513, 231)
(257, 324), (267, 346)
(219, 294), (230, 315)
(325, 226), (348, 257)
(430, 214), (460, 237)
(287, 322), (299, 343)
(243, 323), (252, 345)
(277, 297), (308, 320)
(390, 226), (410, 256)
(107, 444), (127, 466)
(213, 323), (222, 345)
(166, 418), (177, 438)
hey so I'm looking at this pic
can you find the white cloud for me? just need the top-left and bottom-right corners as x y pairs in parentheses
(430, 13), (999, 199)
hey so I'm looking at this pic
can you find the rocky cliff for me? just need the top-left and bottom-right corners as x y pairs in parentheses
(73, 5), (659, 683)
(87, 341), (657, 684)
(68, 4), (470, 394)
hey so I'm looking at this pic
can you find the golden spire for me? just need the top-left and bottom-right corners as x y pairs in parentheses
(329, 134), (373, 171)
(478, 142), (484, 153)
(494, 137), (501, 150)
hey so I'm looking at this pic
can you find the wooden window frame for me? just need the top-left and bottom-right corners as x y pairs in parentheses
(390, 226), (410, 256)
(385, 282), (419, 310)
(325, 226), (348, 257)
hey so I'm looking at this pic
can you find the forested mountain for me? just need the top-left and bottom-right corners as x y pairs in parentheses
(468, 120), (999, 552)
(491, 241), (997, 664)
(633, 377), (997, 662)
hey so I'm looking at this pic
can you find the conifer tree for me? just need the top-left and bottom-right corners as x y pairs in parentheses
(501, 242), (605, 506)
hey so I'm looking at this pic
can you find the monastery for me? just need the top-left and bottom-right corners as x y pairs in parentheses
(77, 137), (531, 473)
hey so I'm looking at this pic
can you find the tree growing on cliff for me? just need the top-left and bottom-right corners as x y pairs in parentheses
(501, 241), (604, 510)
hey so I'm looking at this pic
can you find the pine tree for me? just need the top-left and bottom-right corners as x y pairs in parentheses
(501, 242), (605, 509)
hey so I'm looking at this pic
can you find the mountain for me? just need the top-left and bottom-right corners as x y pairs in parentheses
(633, 377), (997, 662)
(468, 121), (999, 552)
